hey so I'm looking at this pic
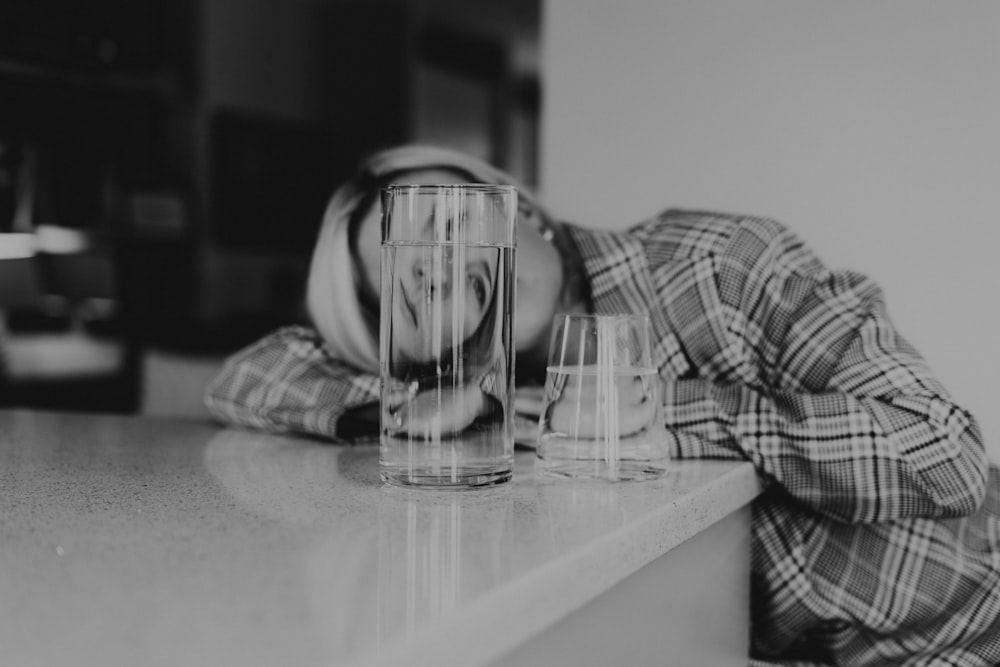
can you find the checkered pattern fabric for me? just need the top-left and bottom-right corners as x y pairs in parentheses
(205, 209), (998, 665)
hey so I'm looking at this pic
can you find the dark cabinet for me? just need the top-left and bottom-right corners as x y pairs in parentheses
(0, 0), (198, 411)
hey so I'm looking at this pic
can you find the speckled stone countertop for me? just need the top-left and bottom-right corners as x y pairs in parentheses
(1, 409), (761, 667)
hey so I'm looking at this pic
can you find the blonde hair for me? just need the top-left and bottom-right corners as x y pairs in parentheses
(306, 145), (546, 374)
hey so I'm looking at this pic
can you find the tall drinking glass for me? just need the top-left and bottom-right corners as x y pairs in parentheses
(535, 313), (671, 481)
(379, 184), (516, 489)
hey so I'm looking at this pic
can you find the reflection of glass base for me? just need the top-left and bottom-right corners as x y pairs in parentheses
(535, 458), (668, 482)
(380, 467), (512, 490)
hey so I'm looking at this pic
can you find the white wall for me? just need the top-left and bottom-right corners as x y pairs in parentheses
(541, 0), (1000, 459)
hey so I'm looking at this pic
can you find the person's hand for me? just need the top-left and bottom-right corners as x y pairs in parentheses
(542, 375), (658, 439)
(384, 383), (487, 437)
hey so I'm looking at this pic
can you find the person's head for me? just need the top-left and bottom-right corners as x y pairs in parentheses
(384, 204), (504, 382)
(306, 145), (570, 374)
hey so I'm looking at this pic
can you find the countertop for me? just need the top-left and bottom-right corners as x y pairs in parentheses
(0, 409), (761, 667)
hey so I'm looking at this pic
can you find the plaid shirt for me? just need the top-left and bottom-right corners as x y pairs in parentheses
(205, 209), (998, 665)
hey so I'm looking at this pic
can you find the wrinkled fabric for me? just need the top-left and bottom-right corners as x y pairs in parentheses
(206, 209), (999, 665)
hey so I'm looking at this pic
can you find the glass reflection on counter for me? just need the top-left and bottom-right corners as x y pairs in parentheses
(532, 462), (707, 553)
(377, 486), (513, 641)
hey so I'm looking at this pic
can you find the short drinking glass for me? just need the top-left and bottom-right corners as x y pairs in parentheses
(535, 313), (670, 481)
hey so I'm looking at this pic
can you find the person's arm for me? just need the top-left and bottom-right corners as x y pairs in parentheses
(204, 325), (380, 442)
(385, 360), (505, 435)
(657, 217), (987, 524)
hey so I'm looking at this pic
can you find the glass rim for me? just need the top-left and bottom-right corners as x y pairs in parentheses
(381, 183), (516, 195)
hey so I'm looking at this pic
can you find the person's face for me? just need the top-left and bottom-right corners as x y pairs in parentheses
(389, 241), (497, 363)
(354, 169), (564, 357)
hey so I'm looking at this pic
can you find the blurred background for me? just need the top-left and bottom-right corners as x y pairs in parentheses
(1, 0), (997, 458)
(0, 0), (540, 415)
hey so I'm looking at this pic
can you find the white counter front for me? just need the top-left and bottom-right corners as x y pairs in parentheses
(1, 409), (761, 666)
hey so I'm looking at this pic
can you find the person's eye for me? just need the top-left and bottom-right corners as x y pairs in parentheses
(469, 274), (488, 307)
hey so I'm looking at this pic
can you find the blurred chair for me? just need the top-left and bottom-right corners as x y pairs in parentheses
(33, 224), (118, 308)
(0, 227), (133, 411)
(0, 234), (41, 293)
(1, 234), (41, 376)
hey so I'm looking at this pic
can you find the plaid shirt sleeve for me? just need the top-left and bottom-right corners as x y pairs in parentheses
(643, 215), (988, 524)
(203, 325), (379, 441)
(574, 214), (1000, 664)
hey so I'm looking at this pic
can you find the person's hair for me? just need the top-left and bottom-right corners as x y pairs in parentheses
(306, 144), (553, 374)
